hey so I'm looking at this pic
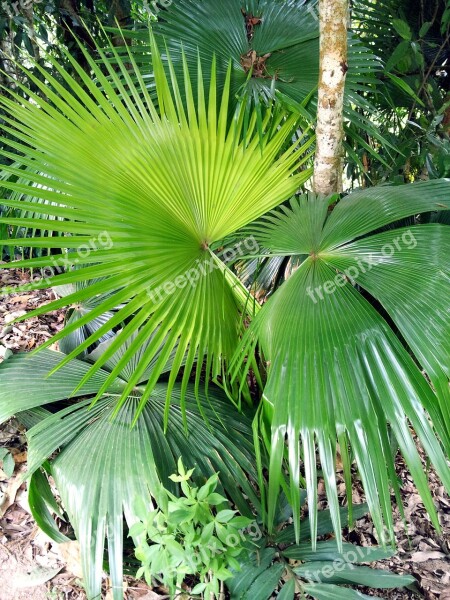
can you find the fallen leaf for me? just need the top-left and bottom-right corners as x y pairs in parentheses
(15, 566), (62, 588)
(0, 465), (25, 517)
(11, 450), (28, 464)
(10, 295), (32, 304)
(59, 541), (84, 578)
(410, 550), (446, 563)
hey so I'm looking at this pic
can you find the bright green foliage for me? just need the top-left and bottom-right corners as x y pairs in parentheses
(0, 33), (312, 420)
(0, 346), (260, 600)
(121, 0), (390, 166)
(235, 181), (450, 545)
(132, 459), (254, 599)
(0, 6), (449, 600)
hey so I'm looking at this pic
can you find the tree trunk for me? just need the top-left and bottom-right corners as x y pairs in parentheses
(313, 0), (348, 196)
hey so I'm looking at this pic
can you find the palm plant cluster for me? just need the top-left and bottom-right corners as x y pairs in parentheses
(0, 1), (449, 599)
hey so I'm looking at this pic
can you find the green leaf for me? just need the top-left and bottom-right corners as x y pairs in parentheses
(302, 583), (373, 600)
(191, 582), (207, 594)
(0, 32), (312, 420)
(0, 350), (125, 422)
(216, 509), (238, 523)
(0, 350), (260, 600)
(385, 40), (412, 72)
(277, 579), (295, 600)
(392, 19), (412, 40)
(227, 546), (276, 598)
(0, 450), (15, 478)
(296, 562), (415, 588)
(283, 541), (394, 563)
(419, 21), (432, 38)
(234, 187), (450, 546)
(28, 469), (70, 544)
(241, 562), (285, 600)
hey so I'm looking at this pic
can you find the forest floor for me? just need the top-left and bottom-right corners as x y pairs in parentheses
(0, 268), (449, 600)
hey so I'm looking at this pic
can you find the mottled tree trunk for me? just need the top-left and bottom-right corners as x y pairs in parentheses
(313, 0), (348, 195)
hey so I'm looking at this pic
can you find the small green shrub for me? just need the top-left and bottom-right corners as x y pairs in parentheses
(131, 459), (256, 598)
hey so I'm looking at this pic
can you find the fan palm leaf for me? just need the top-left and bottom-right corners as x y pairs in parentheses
(233, 180), (450, 546)
(0, 35), (313, 417)
(0, 346), (260, 600)
(115, 0), (394, 165)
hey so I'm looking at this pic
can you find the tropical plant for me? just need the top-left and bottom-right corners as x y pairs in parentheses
(348, 0), (450, 184)
(233, 186), (450, 543)
(0, 7), (450, 600)
(132, 459), (254, 599)
(0, 33), (312, 412)
(116, 0), (391, 171)
(0, 341), (260, 599)
(227, 499), (415, 600)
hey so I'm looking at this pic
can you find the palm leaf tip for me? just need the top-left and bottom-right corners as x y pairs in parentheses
(0, 31), (313, 414)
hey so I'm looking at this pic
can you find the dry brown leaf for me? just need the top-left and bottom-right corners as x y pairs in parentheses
(11, 450), (27, 464)
(59, 541), (84, 578)
(410, 550), (446, 563)
(9, 295), (32, 305)
(0, 465), (26, 518)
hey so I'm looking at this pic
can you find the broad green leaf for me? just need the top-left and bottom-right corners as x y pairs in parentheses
(283, 540), (394, 563)
(0, 349), (260, 600)
(42, 386), (257, 600)
(28, 469), (70, 544)
(296, 562), (415, 588)
(233, 187), (450, 547)
(277, 579), (295, 600)
(241, 562), (285, 600)
(302, 583), (374, 600)
(385, 40), (412, 72)
(320, 180), (450, 250)
(392, 19), (412, 40)
(0, 350), (125, 422)
(0, 33), (312, 420)
(227, 546), (276, 597)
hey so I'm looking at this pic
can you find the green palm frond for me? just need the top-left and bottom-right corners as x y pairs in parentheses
(0, 348), (260, 600)
(233, 180), (450, 546)
(53, 278), (119, 357)
(114, 0), (393, 165)
(0, 164), (65, 259)
(0, 35), (313, 418)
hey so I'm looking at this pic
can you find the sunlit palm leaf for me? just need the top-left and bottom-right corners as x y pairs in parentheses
(116, 0), (391, 164)
(0, 35), (312, 418)
(233, 180), (450, 546)
(0, 349), (260, 600)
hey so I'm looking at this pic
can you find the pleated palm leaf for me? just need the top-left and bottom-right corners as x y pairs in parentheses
(0, 342), (260, 600)
(53, 278), (119, 357)
(0, 164), (65, 260)
(118, 0), (393, 166)
(233, 181), (450, 546)
(0, 36), (313, 416)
